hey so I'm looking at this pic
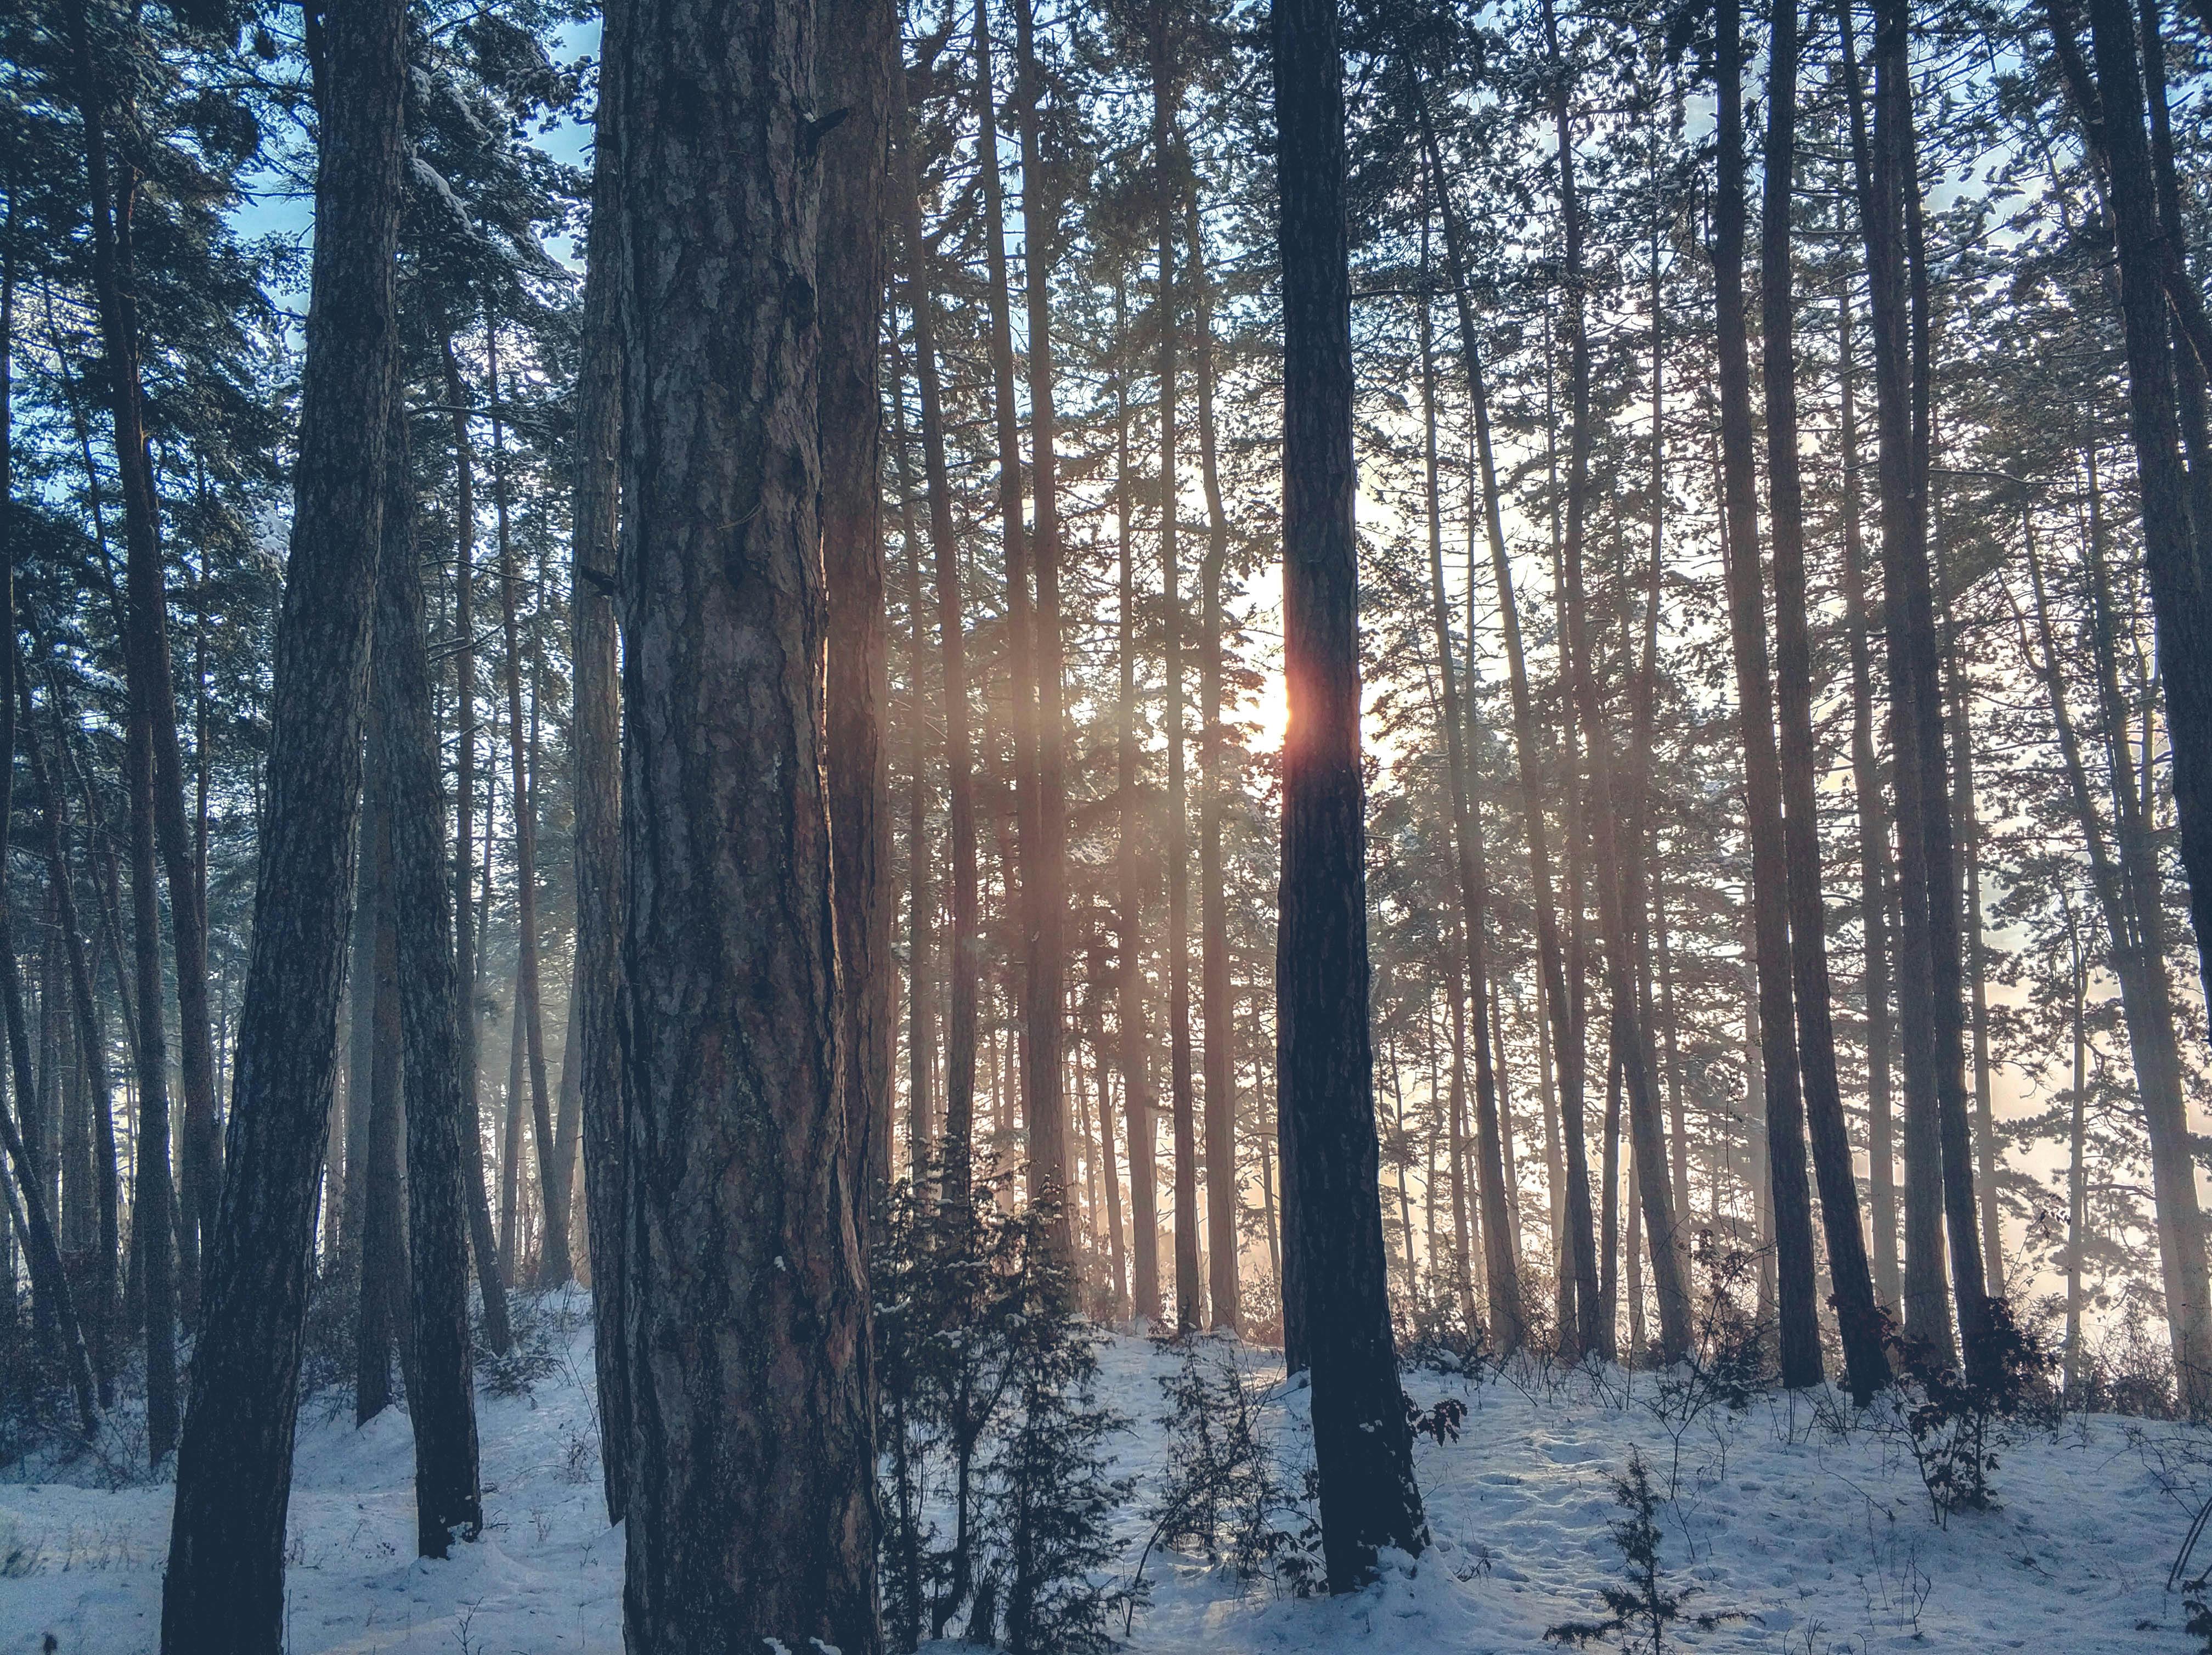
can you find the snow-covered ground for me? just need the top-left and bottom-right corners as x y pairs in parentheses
(4, 1296), (2207, 1653)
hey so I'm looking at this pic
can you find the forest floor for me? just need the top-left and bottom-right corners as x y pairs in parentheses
(2, 1292), (2208, 1653)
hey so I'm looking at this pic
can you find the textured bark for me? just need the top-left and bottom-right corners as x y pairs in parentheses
(1273, 0), (1424, 1586)
(442, 336), (510, 1356)
(1715, 0), (1821, 1388)
(1415, 225), (1522, 1353)
(896, 66), (981, 1212)
(377, 398), (484, 1558)
(570, 33), (628, 1521)
(822, 0), (896, 1219)
(159, 0), (406, 1630)
(1112, 277), (1163, 1324)
(1188, 187), (1240, 1335)
(611, 0), (879, 1639)
(1415, 98), (1598, 1354)
(1761, 0), (1888, 1401)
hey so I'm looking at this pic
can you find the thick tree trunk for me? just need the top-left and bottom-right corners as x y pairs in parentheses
(822, 0), (896, 1223)
(376, 401), (483, 1554)
(1760, 0), (1888, 1401)
(610, 0), (879, 1638)
(159, 0), (407, 1631)
(1274, 0), (1424, 1585)
(569, 39), (628, 1519)
(896, 66), (982, 1212)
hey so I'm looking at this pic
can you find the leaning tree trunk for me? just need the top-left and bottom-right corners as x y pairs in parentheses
(159, 0), (407, 1634)
(569, 27), (628, 1521)
(355, 728), (408, 1426)
(376, 395), (484, 1558)
(1760, 0), (1888, 1402)
(1274, 0), (1424, 1588)
(610, 0), (880, 1640)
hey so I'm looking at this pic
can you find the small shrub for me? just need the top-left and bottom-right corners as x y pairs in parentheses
(1404, 1391), (1468, 1444)
(1546, 1450), (1742, 1654)
(1884, 1296), (2055, 1524)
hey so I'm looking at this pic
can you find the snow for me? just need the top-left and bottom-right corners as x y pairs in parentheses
(4, 1296), (2206, 1653)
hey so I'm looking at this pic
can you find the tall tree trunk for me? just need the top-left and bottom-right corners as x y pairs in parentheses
(1152, 31), (1201, 1331)
(442, 336), (510, 1355)
(1760, 0), (1888, 1401)
(1111, 277), (1163, 1324)
(1542, 0), (1689, 1361)
(1274, 0), (1424, 1585)
(1416, 215), (1523, 1353)
(486, 329), (569, 1287)
(1861, 0), (1990, 1378)
(823, 0), (896, 1222)
(2068, 0), (2212, 1405)
(1716, 0), (1822, 1389)
(1415, 96), (1599, 1356)
(889, 357), (939, 1186)
(569, 32), (627, 1516)
(896, 64), (981, 1211)
(610, 0), (879, 1637)
(14, 665), (119, 1410)
(971, 0), (1042, 1198)
(355, 728), (405, 1426)
(1188, 184), (1240, 1335)
(377, 396), (483, 1557)
(160, 0), (407, 1630)
(1835, 283), (1902, 1311)
(1013, 0), (1070, 1246)
(125, 622), (178, 1460)
(63, 0), (222, 1310)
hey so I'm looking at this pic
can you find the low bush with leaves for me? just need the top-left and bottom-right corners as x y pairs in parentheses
(1884, 1296), (2056, 1523)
